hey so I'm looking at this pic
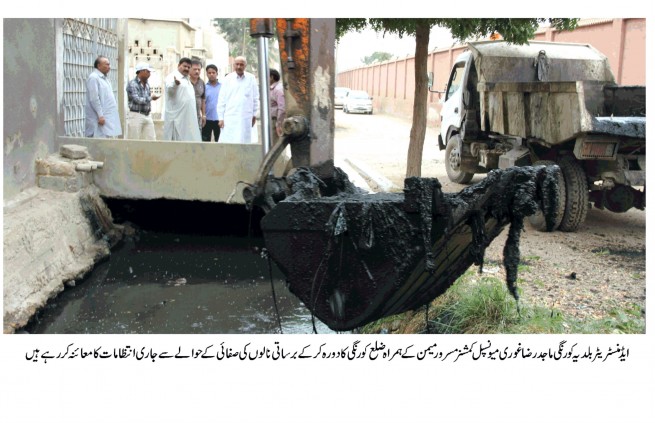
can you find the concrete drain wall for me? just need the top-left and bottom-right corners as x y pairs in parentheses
(3, 145), (122, 333)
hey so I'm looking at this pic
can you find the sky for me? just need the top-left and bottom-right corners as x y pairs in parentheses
(336, 25), (455, 71)
(191, 18), (457, 72)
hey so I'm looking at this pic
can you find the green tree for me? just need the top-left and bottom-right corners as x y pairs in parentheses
(336, 18), (578, 178)
(362, 51), (393, 65)
(212, 19), (280, 73)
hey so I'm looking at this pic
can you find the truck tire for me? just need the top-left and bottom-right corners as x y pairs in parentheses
(557, 156), (589, 232)
(445, 135), (474, 184)
(527, 160), (565, 232)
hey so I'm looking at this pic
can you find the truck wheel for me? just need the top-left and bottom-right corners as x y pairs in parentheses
(557, 156), (589, 232)
(527, 160), (565, 232)
(445, 135), (474, 184)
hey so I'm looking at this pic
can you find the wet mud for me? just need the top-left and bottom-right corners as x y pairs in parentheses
(257, 165), (561, 330)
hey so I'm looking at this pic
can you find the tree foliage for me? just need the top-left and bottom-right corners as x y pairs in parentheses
(337, 18), (579, 44)
(213, 19), (254, 61)
(362, 51), (393, 65)
(212, 19), (280, 72)
(440, 18), (578, 43)
(336, 18), (578, 177)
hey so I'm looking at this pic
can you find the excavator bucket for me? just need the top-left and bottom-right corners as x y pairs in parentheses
(258, 165), (561, 331)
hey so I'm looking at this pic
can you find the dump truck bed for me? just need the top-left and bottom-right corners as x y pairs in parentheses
(478, 81), (646, 144)
(469, 40), (615, 85)
(470, 41), (645, 145)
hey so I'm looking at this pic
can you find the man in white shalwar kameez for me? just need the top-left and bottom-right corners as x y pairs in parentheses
(85, 56), (122, 138)
(217, 56), (259, 143)
(163, 57), (202, 141)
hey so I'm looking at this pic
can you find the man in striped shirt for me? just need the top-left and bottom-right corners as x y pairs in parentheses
(126, 62), (160, 140)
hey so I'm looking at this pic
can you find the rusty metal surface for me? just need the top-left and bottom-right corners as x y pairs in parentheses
(260, 165), (561, 331)
(276, 18), (310, 169)
(274, 19), (334, 174)
(249, 19), (274, 38)
(276, 18), (310, 115)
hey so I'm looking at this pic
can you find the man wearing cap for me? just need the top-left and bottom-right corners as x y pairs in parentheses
(126, 62), (160, 140)
(85, 55), (122, 138)
(163, 57), (201, 141)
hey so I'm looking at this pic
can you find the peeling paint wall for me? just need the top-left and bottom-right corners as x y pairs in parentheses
(3, 19), (59, 200)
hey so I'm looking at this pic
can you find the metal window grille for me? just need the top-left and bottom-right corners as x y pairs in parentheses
(62, 18), (119, 137)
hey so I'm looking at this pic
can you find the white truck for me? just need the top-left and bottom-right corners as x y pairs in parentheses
(435, 41), (645, 231)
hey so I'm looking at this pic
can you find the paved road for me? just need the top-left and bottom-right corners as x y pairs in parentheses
(334, 107), (483, 192)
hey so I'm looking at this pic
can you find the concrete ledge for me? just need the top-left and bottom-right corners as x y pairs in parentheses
(334, 158), (373, 193)
(3, 186), (117, 333)
(56, 137), (289, 204)
(344, 157), (399, 192)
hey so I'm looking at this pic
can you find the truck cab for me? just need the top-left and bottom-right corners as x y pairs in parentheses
(438, 51), (481, 184)
(437, 41), (645, 232)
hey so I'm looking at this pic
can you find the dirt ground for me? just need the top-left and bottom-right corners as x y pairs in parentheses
(334, 110), (646, 322)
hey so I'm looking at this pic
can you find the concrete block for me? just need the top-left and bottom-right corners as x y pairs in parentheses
(38, 175), (68, 191)
(66, 173), (92, 192)
(35, 159), (50, 175)
(38, 174), (90, 193)
(50, 160), (76, 176)
(36, 157), (75, 176)
(60, 144), (89, 159)
(74, 172), (93, 190)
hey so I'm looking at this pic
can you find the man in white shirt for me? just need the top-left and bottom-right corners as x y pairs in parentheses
(163, 57), (202, 141)
(85, 56), (122, 138)
(217, 56), (259, 143)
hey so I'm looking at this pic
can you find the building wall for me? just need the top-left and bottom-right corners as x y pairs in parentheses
(621, 19), (646, 85)
(127, 19), (201, 119)
(3, 19), (59, 200)
(125, 19), (229, 120)
(337, 18), (646, 124)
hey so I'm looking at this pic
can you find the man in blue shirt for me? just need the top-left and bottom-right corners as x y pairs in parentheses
(202, 64), (221, 142)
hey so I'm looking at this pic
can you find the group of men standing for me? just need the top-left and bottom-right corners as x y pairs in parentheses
(85, 54), (285, 144)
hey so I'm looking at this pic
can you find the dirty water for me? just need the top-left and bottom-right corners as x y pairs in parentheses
(24, 232), (335, 334)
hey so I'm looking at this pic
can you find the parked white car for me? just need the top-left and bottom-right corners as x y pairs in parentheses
(343, 90), (373, 114)
(334, 87), (351, 108)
